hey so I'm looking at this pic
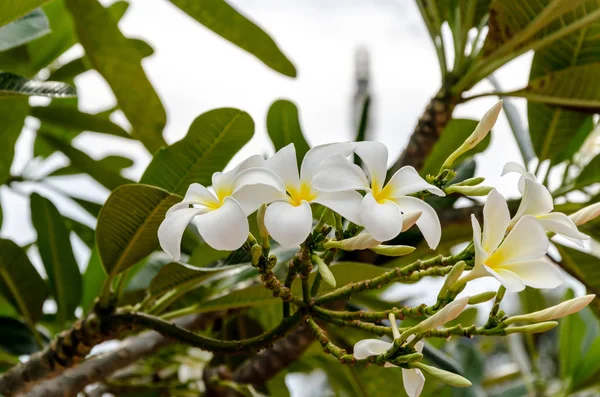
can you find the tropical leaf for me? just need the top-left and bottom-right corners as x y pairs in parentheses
(51, 155), (134, 178)
(0, 239), (48, 325)
(140, 108), (254, 196)
(0, 9), (49, 51)
(148, 262), (248, 299)
(66, 0), (166, 152)
(0, 71), (76, 97)
(168, 0), (296, 77)
(39, 132), (132, 190)
(96, 184), (181, 277)
(0, 98), (28, 185)
(63, 216), (95, 248)
(47, 57), (88, 82)
(30, 193), (82, 324)
(421, 118), (488, 176)
(0, 0), (51, 27)
(556, 244), (600, 316)
(574, 154), (600, 189)
(31, 105), (131, 139)
(267, 99), (310, 166)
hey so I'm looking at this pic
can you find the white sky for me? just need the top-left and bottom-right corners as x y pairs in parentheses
(4, 0), (587, 307)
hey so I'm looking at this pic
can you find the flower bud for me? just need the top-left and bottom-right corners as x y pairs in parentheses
(408, 296), (469, 334)
(257, 204), (269, 243)
(438, 261), (465, 297)
(251, 244), (262, 266)
(453, 177), (485, 187)
(468, 291), (497, 305)
(442, 100), (502, 169)
(313, 255), (336, 287)
(401, 211), (422, 232)
(410, 362), (472, 387)
(505, 321), (558, 334)
(445, 185), (494, 196)
(369, 245), (415, 257)
(323, 233), (380, 251)
(569, 203), (600, 226)
(505, 294), (595, 325)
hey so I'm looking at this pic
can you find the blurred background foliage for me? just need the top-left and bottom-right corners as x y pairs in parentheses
(1, 0), (600, 396)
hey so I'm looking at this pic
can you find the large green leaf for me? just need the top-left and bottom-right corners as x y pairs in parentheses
(0, 239), (48, 325)
(30, 193), (81, 324)
(0, 0), (51, 27)
(267, 99), (310, 166)
(0, 9), (49, 51)
(168, 0), (296, 77)
(140, 108), (254, 196)
(148, 262), (248, 299)
(31, 105), (131, 139)
(556, 244), (600, 316)
(63, 216), (95, 248)
(527, 12), (600, 163)
(0, 71), (76, 97)
(574, 154), (600, 189)
(80, 247), (106, 313)
(0, 98), (28, 185)
(66, 0), (166, 153)
(96, 184), (181, 277)
(421, 118), (481, 176)
(39, 132), (132, 190)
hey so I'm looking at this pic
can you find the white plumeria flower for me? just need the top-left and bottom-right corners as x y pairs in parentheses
(502, 162), (588, 246)
(462, 189), (563, 292)
(353, 297), (470, 397)
(313, 141), (445, 247)
(260, 143), (365, 248)
(158, 155), (283, 257)
(505, 294), (595, 324)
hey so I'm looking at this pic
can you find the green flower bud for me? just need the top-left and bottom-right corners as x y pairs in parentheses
(445, 185), (494, 196)
(468, 291), (497, 305)
(369, 245), (415, 257)
(505, 294), (595, 325)
(410, 362), (472, 387)
(257, 204), (269, 247)
(439, 261), (465, 297)
(453, 177), (485, 187)
(505, 321), (558, 334)
(251, 244), (262, 266)
(313, 255), (336, 287)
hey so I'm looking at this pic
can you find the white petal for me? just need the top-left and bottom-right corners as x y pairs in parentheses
(360, 193), (403, 242)
(300, 142), (355, 182)
(482, 189), (510, 253)
(387, 166), (445, 197)
(414, 296), (469, 331)
(312, 155), (369, 192)
(490, 216), (549, 265)
(195, 197), (249, 251)
(536, 212), (588, 246)
(512, 178), (553, 222)
(264, 200), (313, 248)
(159, 208), (207, 260)
(483, 265), (526, 292)
(393, 196), (441, 249)
(354, 141), (388, 191)
(414, 340), (424, 354)
(313, 190), (364, 225)
(266, 143), (301, 188)
(353, 339), (391, 359)
(499, 260), (563, 290)
(471, 215), (489, 268)
(501, 162), (537, 180)
(212, 154), (265, 193)
(167, 183), (219, 216)
(231, 167), (287, 215)
(402, 368), (425, 397)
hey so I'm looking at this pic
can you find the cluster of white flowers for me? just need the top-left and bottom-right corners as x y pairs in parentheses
(158, 141), (445, 258)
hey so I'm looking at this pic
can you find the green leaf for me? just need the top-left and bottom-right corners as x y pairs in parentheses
(0, 71), (76, 97)
(51, 155), (134, 178)
(0, 317), (47, 355)
(96, 184), (181, 277)
(0, 0), (52, 27)
(39, 132), (132, 190)
(30, 105), (130, 139)
(188, 241), (230, 267)
(140, 108), (254, 196)
(80, 247), (106, 313)
(148, 262), (248, 299)
(0, 9), (49, 51)
(66, 0), (166, 153)
(168, 0), (296, 77)
(575, 154), (600, 189)
(556, 244), (600, 316)
(267, 99), (310, 166)
(63, 216), (95, 248)
(0, 97), (28, 184)
(0, 238), (48, 325)
(47, 57), (87, 82)
(421, 118), (487, 176)
(30, 193), (81, 324)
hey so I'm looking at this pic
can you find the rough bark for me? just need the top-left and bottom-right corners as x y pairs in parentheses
(24, 313), (223, 397)
(390, 90), (458, 174)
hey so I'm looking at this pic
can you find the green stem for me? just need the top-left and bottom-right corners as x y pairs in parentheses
(312, 304), (433, 322)
(115, 311), (302, 354)
(302, 277), (311, 303)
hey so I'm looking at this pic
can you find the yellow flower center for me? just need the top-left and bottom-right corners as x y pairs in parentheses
(287, 182), (317, 206)
(371, 178), (394, 204)
(208, 186), (233, 209)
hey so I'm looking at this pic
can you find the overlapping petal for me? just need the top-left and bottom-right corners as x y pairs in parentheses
(354, 141), (388, 191)
(313, 190), (364, 225)
(300, 142), (354, 182)
(166, 183), (219, 216)
(536, 212), (588, 246)
(387, 166), (444, 197)
(360, 193), (404, 242)
(212, 154), (265, 194)
(497, 259), (563, 290)
(312, 155), (370, 192)
(393, 196), (442, 249)
(353, 339), (391, 359)
(512, 177), (554, 222)
(264, 200), (313, 247)
(266, 143), (301, 188)
(159, 207), (208, 260)
(195, 197), (250, 251)
(489, 216), (549, 266)
(482, 189), (510, 253)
